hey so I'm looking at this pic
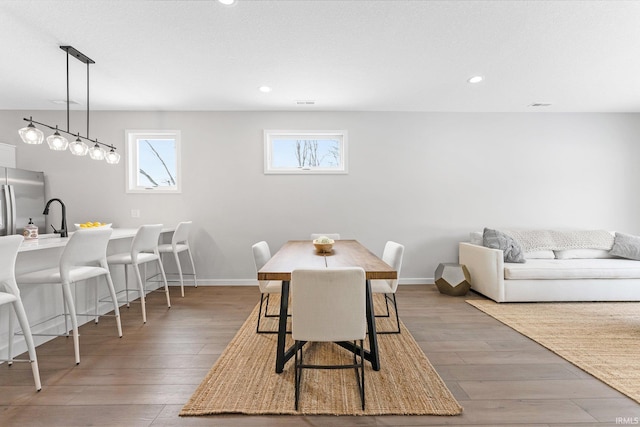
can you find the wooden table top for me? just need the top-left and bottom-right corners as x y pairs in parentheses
(258, 240), (397, 281)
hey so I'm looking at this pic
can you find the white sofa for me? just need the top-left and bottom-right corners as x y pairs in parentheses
(458, 230), (640, 302)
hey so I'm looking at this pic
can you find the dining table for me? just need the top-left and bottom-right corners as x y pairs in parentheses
(257, 239), (397, 373)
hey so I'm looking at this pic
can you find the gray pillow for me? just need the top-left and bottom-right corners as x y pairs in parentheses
(609, 232), (640, 260)
(483, 228), (526, 263)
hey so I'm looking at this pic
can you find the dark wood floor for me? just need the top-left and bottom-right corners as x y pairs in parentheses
(1, 285), (638, 426)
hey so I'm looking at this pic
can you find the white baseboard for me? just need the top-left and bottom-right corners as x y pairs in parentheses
(188, 278), (434, 286)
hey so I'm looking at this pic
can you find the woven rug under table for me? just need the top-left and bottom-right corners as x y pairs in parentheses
(467, 299), (640, 404)
(180, 294), (462, 416)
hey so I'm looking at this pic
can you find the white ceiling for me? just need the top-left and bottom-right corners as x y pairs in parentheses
(2, 0), (640, 113)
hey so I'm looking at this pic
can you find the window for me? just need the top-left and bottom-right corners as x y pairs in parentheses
(264, 130), (348, 174)
(126, 130), (181, 193)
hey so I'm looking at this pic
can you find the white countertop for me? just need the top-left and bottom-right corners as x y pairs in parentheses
(18, 228), (174, 252)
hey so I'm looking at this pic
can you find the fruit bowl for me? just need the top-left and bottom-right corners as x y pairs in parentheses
(75, 222), (112, 230)
(313, 237), (335, 253)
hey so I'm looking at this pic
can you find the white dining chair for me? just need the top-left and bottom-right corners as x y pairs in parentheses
(15, 228), (122, 365)
(252, 241), (285, 334)
(1, 235), (41, 391)
(157, 221), (198, 297)
(310, 233), (341, 240)
(370, 241), (404, 334)
(107, 224), (170, 324)
(291, 267), (366, 410)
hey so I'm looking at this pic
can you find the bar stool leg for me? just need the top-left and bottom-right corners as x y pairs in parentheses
(157, 258), (171, 308)
(124, 265), (130, 307)
(12, 296), (42, 390)
(174, 251), (184, 297)
(133, 263), (147, 324)
(186, 248), (198, 288)
(61, 282), (80, 365)
(102, 264), (123, 338)
(94, 277), (100, 324)
(7, 303), (15, 365)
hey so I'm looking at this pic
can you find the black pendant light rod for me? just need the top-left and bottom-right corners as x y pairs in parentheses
(66, 48), (70, 133)
(87, 60), (90, 139)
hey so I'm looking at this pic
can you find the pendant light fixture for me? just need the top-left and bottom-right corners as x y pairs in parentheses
(89, 142), (106, 160)
(18, 119), (45, 144)
(105, 147), (121, 164)
(46, 126), (69, 151)
(18, 46), (119, 164)
(69, 134), (89, 156)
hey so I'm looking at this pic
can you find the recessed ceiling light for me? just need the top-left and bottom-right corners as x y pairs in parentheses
(218, 0), (236, 5)
(259, 86), (272, 93)
(467, 76), (484, 84)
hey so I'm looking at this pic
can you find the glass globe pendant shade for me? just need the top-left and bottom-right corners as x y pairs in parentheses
(46, 127), (69, 151)
(69, 136), (89, 156)
(105, 147), (121, 164)
(18, 121), (44, 145)
(89, 143), (106, 160)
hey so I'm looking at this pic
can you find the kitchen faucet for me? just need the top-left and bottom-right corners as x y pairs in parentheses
(43, 198), (68, 238)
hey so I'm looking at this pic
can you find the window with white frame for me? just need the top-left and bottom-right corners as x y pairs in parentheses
(126, 130), (181, 193)
(264, 130), (348, 174)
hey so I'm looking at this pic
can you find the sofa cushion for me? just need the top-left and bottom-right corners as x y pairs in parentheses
(504, 229), (614, 251)
(483, 228), (525, 263)
(469, 231), (483, 245)
(524, 250), (556, 259)
(471, 231), (554, 259)
(504, 258), (640, 280)
(554, 249), (613, 259)
(609, 232), (640, 261)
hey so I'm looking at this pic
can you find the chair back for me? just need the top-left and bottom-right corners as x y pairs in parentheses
(131, 224), (163, 258)
(310, 233), (340, 240)
(60, 228), (112, 283)
(382, 241), (404, 293)
(252, 241), (271, 271)
(0, 235), (24, 295)
(252, 241), (273, 292)
(172, 221), (192, 246)
(291, 267), (366, 342)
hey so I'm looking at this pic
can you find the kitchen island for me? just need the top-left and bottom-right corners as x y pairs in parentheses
(3, 228), (174, 358)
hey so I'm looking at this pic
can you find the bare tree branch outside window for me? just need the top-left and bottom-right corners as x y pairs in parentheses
(139, 168), (158, 186)
(294, 139), (339, 168)
(143, 139), (176, 186)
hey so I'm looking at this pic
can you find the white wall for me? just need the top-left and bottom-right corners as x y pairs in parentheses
(2, 110), (639, 283)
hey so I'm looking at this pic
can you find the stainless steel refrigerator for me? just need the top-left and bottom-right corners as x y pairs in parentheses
(0, 167), (46, 236)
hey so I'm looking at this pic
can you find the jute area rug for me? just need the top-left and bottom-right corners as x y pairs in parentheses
(181, 295), (462, 416)
(467, 300), (640, 404)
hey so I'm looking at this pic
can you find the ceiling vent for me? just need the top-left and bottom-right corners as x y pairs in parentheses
(296, 100), (316, 105)
(528, 103), (552, 107)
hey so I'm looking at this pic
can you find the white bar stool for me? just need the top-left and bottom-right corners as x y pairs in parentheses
(157, 221), (198, 297)
(106, 224), (170, 324)
(15, 228), (122, 365)
(1, 235), (41, 391)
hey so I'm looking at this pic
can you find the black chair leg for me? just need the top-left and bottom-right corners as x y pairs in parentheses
(256, 293), (265, 333)
(295, 341), (302, 410)
(257, 293), (291, 334)
(360, 339), (365, 409)
(376, 294), (401, 334)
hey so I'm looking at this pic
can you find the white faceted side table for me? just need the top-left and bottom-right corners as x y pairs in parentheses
(434, 263), (471, 296)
